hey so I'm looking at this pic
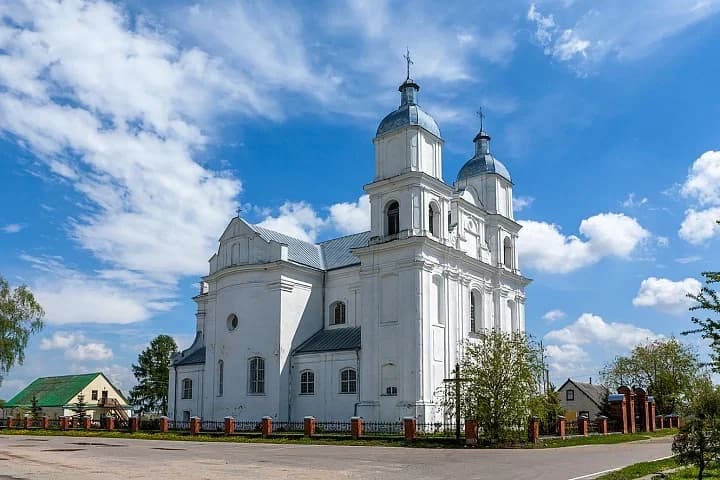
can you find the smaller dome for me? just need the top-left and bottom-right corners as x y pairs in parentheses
(456, 130), (511, 183)
(376, 104), (441, 138)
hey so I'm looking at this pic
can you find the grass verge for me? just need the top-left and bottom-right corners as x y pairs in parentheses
(665, 465), (720, 478)
(540, 429), (677, 448)
(594, 457), (678, 479)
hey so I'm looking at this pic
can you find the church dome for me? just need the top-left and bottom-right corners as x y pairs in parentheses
(375, 79), (441, 139)
(456, 130), (511, 183)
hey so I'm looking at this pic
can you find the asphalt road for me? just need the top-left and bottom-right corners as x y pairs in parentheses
(0, 434), (673, 480)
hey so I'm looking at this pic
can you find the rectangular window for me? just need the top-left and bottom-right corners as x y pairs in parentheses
(91, 390), (98, 401)
(300, 371), (314, 395)
(385, 386), (397, 396)
(249, 357), (265, 394)
(182, 379), (193, 399)
(566, 389), (574, 401)
(340, 368), (357, 394)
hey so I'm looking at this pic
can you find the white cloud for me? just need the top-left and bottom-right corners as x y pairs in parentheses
(545, 313), (659, 350)
(527, 1), (720, 72)
(513, 196), (534, 212)
(632, 276), (702, 315)
(66, 343), (113, 361)
(328, 195), (370, 235)
(622, 193), (648, 208)
(257, 201), (327, 243)
(0, 0), (242, 289)
(542, 309), (567, 323)
(40, 332), (85, 350)
(656, 236), (670, 248)
(679, 151), (720, 244)
(681, 151), (720, 206)
(1, 223), (24, 233)
(545, 343), (591, 378)
(675, 255), (701, 264)
(518, 212), (650, 273)
(679, 207), (720, 244)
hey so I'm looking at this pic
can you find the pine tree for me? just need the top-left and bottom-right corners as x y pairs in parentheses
(29, 394), (42, 421)
(130, 335), (178, 415)
(72, 393), (88, 419)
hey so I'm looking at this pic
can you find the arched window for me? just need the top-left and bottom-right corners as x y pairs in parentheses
(381, 363), (398, 396)
(300, 370), (315, 395)
(217, 360), (224, 397)
(227, 314), (238, 331)
(248, 357), (265, 394)
(181, 378), (192, 399)
(470, 290), (477, 333)
(332, 301), (347, 325)
(386, 201), (400, 236)
(428, 204), (435, 236)
(503, 237), (513, 269)
(340, 368), (357, 394)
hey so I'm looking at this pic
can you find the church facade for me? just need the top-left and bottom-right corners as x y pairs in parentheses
(168, 73), (531, 424)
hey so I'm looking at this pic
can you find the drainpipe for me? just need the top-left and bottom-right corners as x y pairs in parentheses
(353, 348), (361, 416)
(288, 355), (293, 422)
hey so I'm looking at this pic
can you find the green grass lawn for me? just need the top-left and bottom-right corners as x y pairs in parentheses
(594, 457), (678, 479)
(665, 465), (720, 479)
(539, 429), (678, 448)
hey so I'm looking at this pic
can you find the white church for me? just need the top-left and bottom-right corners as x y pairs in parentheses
(168, 69), (531, 424)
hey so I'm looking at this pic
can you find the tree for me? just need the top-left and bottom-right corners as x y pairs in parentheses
(684, 261), (720, 372)
(672, 380), (720, 479)
(29, 394), (42, 421)
(0, 275), (44, 387)
(71, 393), (88, 419)
(129, 334), (178, 415)
(440, 330), (545, 444)
(600, 338), (701, 414)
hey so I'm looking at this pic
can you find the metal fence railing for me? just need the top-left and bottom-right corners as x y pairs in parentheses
(201, 420), (224, 432)
(363, 421), (403, 436)
(273, 421), (304, 433)
(315, 421), (351, 433)
(169, 420), (189, 431)
(416, 422), (461, 437)
(235, 420), (261, 432)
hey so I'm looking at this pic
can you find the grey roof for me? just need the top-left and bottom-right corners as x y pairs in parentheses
(294, 327), (361, 354)
(558, 379), (608, 409)
(319, 232), (369, 270)
(456, 131), (511, 183)
(252, 225), (324, 269)
(251, 225), (368, 271)
(173, 347), (206, 366)
(377, 104), (441, 138)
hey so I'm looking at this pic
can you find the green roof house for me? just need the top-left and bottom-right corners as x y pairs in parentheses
(3, 373), (131, 420)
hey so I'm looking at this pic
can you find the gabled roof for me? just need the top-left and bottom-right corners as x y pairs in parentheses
(294, 327), (361, 355)
(173, 346), (206, 366)
(4, 373), (115, 408)
(557, 378), (608, 410)
(251, 224), (368, 271)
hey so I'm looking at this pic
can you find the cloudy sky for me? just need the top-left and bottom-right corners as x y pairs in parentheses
(1, 0), (719, 398)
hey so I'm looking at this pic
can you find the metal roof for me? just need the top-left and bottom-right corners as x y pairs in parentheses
(456, 130), (511, 183)
(319, 231), (369, 270)
(252, 225), (324, 270)
(173, 347), (206, 366)
(376, 104), (441, 138)
(294, 327), (361, 354)
(6, 373), (102, 407)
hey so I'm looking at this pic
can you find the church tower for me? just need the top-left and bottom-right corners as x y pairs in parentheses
(367, 52), (449, 245)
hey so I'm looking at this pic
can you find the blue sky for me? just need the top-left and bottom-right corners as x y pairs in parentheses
(1, 0), (720, 398)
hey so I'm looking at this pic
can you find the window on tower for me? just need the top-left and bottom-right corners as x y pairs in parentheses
(386, 201), (400, 236)
(331, 301), (346, 325)
(503, 237), (513, 269)
(470, 291), (477, 333)
(428, 203), (440, 237)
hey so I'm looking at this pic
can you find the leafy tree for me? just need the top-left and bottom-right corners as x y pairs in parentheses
(684, 257), (720, 372)
(29, 394), (42, 421)
(0, 275), (44, 387)
(440, 330), (545, 444)
(600, 338), (701, 414)
(129, 334), (178, 415)
(672, 380), (720, 479)
(0, 399), (5, 408)
(71, 393), (88, 419)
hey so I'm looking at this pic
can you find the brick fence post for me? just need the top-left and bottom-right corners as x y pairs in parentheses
(83, 417), (91, 430)
(465, 419), (478, 446)
(528, 416), (540, 444)
(648, 397), (656, 432)
(129, 416), (140, 433)
(350, 417), (363, 439)
(617, 386), (636, 433)
(261, 416), (272, 438)
(41, 416), (49, 430)
(224, 417), (235, 435)
(303, 416), (315, 437)
(105, 416), (115, 431)
(58, 416), (66, 431)
(677, 416), (683, 429)
(7, 417), (14, 429)
(24, 416), (31, 429)
(403, 417), (416, 442)
(159, 416), (170, 433)
(190, 416), (201, 435)
(556, 416), (566, 438)
(657, 415), (664, 430)
(578, 416), (589, 436)
(596, 416), (608, 435)
(609, 394), (628, 434)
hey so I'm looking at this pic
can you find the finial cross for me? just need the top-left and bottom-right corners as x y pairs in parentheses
(476, 107), (485, 131)
(403, 47), (413, 80)
(236, 206), (242, 218)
